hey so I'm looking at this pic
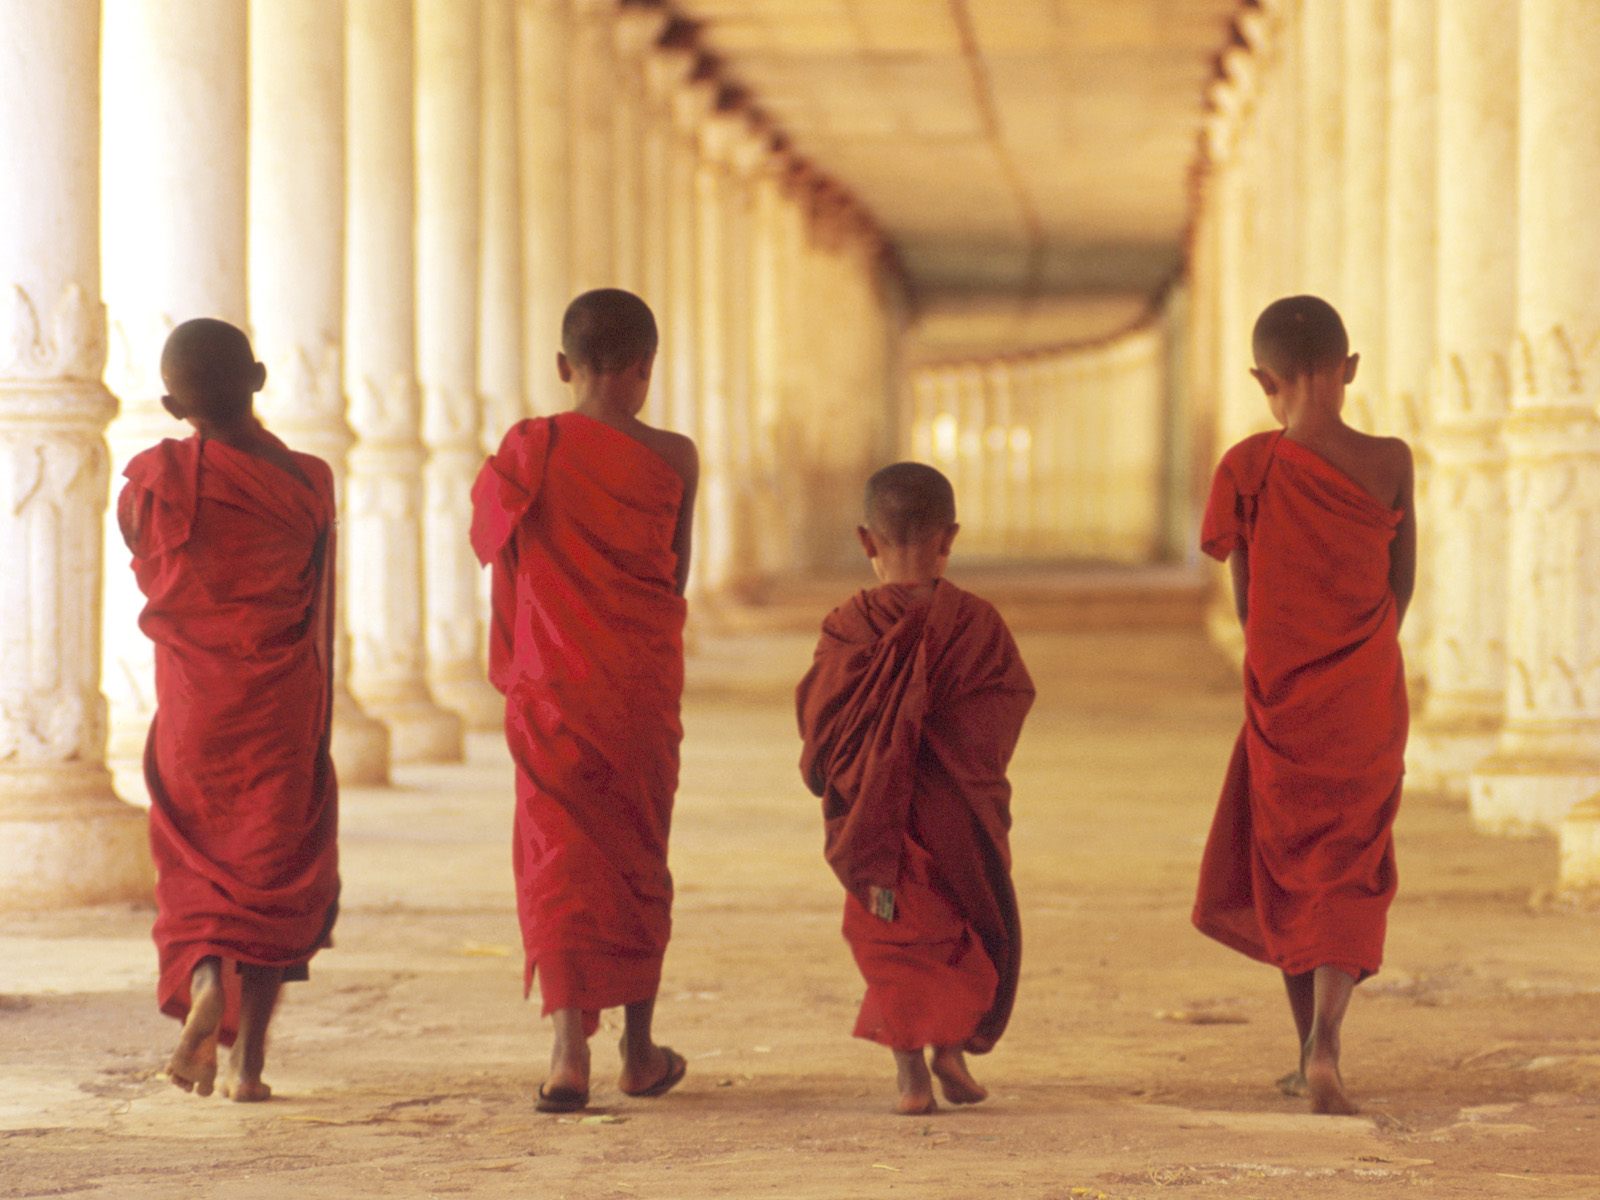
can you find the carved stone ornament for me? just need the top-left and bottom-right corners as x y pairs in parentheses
(1, 284), (107, 382)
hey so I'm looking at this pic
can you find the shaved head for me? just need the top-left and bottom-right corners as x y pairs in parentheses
(864, 462), (957, 546)
(1252, 295), (1349, 379)
(160, 318), (259, 421)
(561, 288), (659, 373)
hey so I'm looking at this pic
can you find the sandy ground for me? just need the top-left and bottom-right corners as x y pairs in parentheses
(3, 572), (1598, 1199)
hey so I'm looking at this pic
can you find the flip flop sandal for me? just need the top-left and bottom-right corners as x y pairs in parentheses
(621, 1048), (687, 1099)
(535, 1083), (590, 1113)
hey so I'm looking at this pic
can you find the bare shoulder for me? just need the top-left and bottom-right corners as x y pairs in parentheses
(635, 423), (699, 487)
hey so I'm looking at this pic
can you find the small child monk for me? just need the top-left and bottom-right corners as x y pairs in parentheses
(120, 318), (341, 1102)
(1193, 295), (1416, 1116)
(796, 463), (1035, 1115)
(471, 289), (697, 1113)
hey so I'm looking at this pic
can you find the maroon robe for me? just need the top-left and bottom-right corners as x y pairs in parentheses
(471, 413), (687, 1035)
(1194, 430), (1407, 980)
(120, 434), (339, 1046)
(797, 580), (1034, 1052)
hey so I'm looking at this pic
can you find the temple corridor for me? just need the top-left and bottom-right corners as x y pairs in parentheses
(4, 581), (1596, 1198)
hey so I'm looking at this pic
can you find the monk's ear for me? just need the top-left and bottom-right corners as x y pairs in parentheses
(939, 523), (960, 556)
(249, 361), (267, 394)
(635, 352), (656, 385)
(856, 525), (879, 560)
(1249, 367), (1277, 397)
(160, 394), (185, 422)
(1344, 353), (1360, 385)
(556, 351), (573, 383)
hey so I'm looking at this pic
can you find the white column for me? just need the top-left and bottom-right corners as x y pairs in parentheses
(641, 43), (696, 427)
(1471, 0), (1600, 837)
(345, 0), (464, 764)
(250, 0), (392, 784)
(724, 118), (771, 592)
(749, 147), (790, 579)
(100, 0), (248, 762)
(1298, 0), (1343, 301)
(516, 0), (571, 414)
(0, 0), (151, 906)
(664, 58), (707, 448)
(480, 0), (525, 449)
(1340, 0), (1387, 431)
(694, 95), (738, 593)
(568, 0), (617, 293)
(612, 5), (667, 296)
(417, 0), (501, 731)
(1412, 0), (1509, 800)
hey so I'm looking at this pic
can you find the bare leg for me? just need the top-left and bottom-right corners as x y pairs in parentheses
(222, 964), (282, 1102)
(1277, 969), (1314, 1097)
(1305, 966), (1358, 1115)
(544, 1008), (591, 1097)
(617, 997), (685, 1096)
(930, 1045), (988, 1105)
(893, 1048), (937, 1115)
(166, 957), (222, 1096)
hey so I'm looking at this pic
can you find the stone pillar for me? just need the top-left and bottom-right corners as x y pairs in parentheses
(0, 0), (151, 906)
(723, 117), (772, 592)
(612, 4), (668, 297)
(749, 145), (792, 580)
(693, 94), (739, 593)
(1298, 0), (1343, 301)
(1471, 0), (1600, 838)
(345, 0), (464, 764)
(663, 58), (707, 447)
(1340, 0), (1387, 431)
(480, 0), (525, 448)
(250, 0), (392, 784)
(100, 0), (248, 762)
(641, 41), (694, 429)
(416, 0), (501, 731)
(1411, 0), (1510, 799)
(569, 0), (617, 293)
(1385, 0), (1438, 755)
(516, 0), (571, 414)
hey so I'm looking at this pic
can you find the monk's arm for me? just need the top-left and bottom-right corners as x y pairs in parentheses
(670, 440), (700, 596)
(1228, 546), (1249, 627)
(1389, 442), (1417, 625)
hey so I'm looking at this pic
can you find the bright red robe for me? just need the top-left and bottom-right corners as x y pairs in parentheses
(1194, 430), (1407, 981)
(471, 413), (687, 1034)
(797, 580), (1034, 1052)
(119, 434), (340, 1046)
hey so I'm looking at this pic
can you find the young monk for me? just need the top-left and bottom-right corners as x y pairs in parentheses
(796, 463), (1035, 1115)
(1194, 295), (1415, 1116)
(471, 289), (697, 1113)
(120, 318), (340, 1102)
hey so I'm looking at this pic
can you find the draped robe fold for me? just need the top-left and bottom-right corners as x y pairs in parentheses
(1194, 430), (1407, 981)
(797, 580), (1034, 1053)
(119, 434), (340, 1046)
(471, 413), (686, 1034)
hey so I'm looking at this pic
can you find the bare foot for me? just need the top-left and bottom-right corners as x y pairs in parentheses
(165, 960), (222, 1097)
(930, 1046), (988, 1105)
(893, 1048), (937, 1116)
(1305, 1039), (1358, 1115)
(1276, 1069), (1309, 1097)
(544, 1010), (591, 1099)
(220, 1071), (272, 1103)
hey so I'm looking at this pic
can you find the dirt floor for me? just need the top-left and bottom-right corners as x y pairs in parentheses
(4, 572), (1598, 1199)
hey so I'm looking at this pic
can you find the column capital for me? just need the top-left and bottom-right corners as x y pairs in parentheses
(646, 43), (699, 106)
(570, 0), (616, 21)
(671, 72), (718, 138)
(697, 98), (749, 168)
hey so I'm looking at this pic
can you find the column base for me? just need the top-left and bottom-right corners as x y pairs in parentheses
(368, 696), (465, 764)
(332, 689), (392, 786)
(1558, 795), (1600, 891)
(1469, 753), (1600, 837)
(0, 769), (152, 909)
(432, 675), (505, 733)
(1406, 715), (1499, 801)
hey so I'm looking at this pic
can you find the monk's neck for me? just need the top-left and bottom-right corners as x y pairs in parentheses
(871, 552), (946, 590)
(193, 412), (271, 451)
(1280, 385), (1347, 440)
(572, 382), (647, 428)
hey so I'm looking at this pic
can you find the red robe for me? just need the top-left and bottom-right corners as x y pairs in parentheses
(470, 413), (687, 1034)
(119, 434), (340, 1046)
(797, 580), (1034, 1052)
(1194, 430), (1407, 981)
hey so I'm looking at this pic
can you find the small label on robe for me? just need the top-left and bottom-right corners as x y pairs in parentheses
(871, 887), (896, 922)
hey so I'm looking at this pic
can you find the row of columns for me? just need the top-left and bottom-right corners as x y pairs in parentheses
(1189, 0), (1600, 889)
(907, 327), (1170, 564)
(0, 0), (905, 907)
